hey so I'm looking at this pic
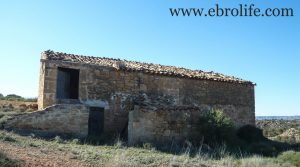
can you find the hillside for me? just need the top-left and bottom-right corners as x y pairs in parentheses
(0, 100), (37, 112)
(256, 116), (300, 120)
(257, 119), (300, 143)
(0, 100), (38, 128)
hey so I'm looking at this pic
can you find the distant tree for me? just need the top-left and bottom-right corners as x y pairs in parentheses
(0, 93), (3, 99)
(6, 94), (22, 99)
(5, 94), (24, 101)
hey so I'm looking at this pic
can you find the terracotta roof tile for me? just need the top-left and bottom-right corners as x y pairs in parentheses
(42, 50), (254, 85)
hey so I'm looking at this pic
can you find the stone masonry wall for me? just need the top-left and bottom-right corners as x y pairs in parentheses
(128, 107), (202, 145)
(38, 60), (255, 136)
(5, 104), (89, 137)
(128, 104), (254, 146)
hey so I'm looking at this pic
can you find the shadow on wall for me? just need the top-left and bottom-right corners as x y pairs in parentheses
(127, 109), (300, 157)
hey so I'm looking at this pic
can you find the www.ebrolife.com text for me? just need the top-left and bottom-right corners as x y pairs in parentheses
(170, 4), (294, 17)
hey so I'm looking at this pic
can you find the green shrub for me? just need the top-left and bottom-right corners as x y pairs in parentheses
(197, 109), (236, 145)
(0, 132), (17, 142)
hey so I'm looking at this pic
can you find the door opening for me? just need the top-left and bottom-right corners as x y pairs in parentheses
(56, 67), (79, 99)
(88, 107), (104, 136)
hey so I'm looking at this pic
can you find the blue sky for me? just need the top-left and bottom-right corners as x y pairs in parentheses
(0, 0), (299, 116)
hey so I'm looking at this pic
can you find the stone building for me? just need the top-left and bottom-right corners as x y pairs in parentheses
(6, 50), (255, 145)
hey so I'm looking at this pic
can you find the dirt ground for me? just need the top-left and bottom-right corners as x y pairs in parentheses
(0, 141), (92, 167)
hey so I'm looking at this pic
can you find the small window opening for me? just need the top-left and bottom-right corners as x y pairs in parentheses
(56, 67), (79, 99)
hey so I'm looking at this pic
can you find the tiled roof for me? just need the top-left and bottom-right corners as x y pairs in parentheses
(41, 50), (254, 85)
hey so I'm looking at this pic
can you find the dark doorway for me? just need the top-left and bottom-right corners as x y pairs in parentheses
(56, 67), (79, 99)
(88, 107), (104, 136)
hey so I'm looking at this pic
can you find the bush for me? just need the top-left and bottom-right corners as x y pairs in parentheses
(197, 109), (236, 145)
(0, 132), (17, 142)
(237, 125), (267, 143)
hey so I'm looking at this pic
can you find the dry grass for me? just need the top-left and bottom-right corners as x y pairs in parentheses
(0, 130), (299, 167)
(0, 100), (37, 113)
(0, 151), (19, 167)
(0, 99), (38, 128)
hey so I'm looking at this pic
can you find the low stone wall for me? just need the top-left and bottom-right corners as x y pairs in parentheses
(4, 104), (89, 137)
(128, 104), (255, 146)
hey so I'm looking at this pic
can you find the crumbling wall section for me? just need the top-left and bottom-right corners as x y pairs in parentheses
(4, 104), (89, 137)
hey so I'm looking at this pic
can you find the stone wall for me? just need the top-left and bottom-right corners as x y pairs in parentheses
(5, 104), (89, 137)
(38, 59), (255, 137)
(128, 104), (254, 146)
(128, 107), (202, 146)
